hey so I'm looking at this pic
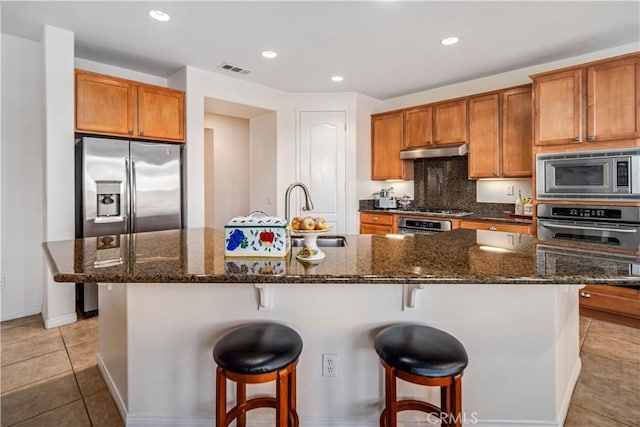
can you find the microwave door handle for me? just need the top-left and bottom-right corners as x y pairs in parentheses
(539, 222), (638, 234)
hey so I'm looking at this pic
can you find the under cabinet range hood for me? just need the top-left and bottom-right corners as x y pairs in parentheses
(400, 143), (468, 160)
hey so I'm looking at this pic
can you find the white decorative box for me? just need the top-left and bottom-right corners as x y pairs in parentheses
(224, 211), (289, 257)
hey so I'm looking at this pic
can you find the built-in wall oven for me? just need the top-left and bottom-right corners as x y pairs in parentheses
(536, 148), (640, 201)
(397, 218), (452, 235)
(537, 204), (640, 252)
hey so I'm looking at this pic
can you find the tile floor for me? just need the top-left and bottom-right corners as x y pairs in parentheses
(1, 314), (639, 426)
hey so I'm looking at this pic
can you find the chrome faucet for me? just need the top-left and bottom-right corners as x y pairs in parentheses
(284, 182), (315, 223)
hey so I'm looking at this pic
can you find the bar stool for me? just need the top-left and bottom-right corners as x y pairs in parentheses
(213, 322), (303, 427)
(374, 323), (468, 427)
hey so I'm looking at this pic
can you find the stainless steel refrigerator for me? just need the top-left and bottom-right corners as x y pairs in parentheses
(75, 137), (183, 316)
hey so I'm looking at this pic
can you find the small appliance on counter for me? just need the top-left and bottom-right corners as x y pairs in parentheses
(374, 187), (397, 209)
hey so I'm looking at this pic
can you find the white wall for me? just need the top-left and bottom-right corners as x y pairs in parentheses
(204, 113), (250, 229)
(41, 26), (76, 328)
(74, 57), (167, 87)
(249, 112), (277, 215)
(180, 66), (291, 229)
(1, 34), (45, 320)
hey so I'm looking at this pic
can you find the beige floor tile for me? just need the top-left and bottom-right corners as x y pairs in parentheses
(565, 404), (631, 427)
(67, 339), (98, 370)
(11, 399), (91, 427)
(61, 324), (98, 348)
(75, 365), (107, 397)
(579, 316), (591, 351)
(0, 372), (81, 427)
(84, 389), (123, 427)
(1, 349), (72, 393)
(572, 352), (640, 426)
(59, 316), (98, 334)
(1, 330), (65, 367)
(582, 319), (640, 364)
(0, 314), (43, 331)
(1, 322), (58, 346)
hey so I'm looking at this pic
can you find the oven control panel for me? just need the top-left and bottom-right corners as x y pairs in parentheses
(551, 207), (622, 220)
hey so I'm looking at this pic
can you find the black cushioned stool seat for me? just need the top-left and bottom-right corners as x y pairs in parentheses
(375, 324), (468, 427)
(213, 322), (303, 427)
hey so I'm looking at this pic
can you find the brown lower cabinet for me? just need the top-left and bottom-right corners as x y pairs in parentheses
(579, 285), (640, 328)
(359, 213), (393, 235)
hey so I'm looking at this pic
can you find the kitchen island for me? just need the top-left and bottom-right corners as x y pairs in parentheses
(43, 228), (640, 427)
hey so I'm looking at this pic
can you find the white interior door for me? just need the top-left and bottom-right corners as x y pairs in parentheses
(299, 111), (347, 233)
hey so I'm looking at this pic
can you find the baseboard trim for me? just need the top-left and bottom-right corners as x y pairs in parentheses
(0, 305), (42, 322)
(97, 354), (128, 423)
(43, 311), (77, 329)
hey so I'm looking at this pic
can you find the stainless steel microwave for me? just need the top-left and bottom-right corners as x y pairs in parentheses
(536, 148), (640, 201)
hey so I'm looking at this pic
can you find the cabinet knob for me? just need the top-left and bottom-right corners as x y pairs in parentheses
(373, 217), (378, 221)
(580, 291), (591, 298)
(140, 130), (145, 136)
(573, 136), (581, 142)
(489, 226), (497, 231)
(128, 129), (134, 135)
(588, 135), (595, 141)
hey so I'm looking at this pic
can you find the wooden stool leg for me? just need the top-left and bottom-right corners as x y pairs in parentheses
(215, 367), (227, 427)
(236, 381), (247, 427)
(383, 364), (397, 427)
(449, 374), (463, 427)
(440, 384), (451, 427)
(288, 365), (298, 427)
(276, 368), (290, 427)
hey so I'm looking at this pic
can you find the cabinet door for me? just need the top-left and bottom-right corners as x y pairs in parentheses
(360, 223), (393, 235)
(534, 69), (584, 146)
(433, 99), (467, 145)
(587, 56), (640, 142)
(580, 285), (640, 319)
(137, 85), (185, 142)
(468, 94), (500, 179)
(404, 106), (432, 148)
(502, 86), (532, 177)
(75, 71), (136, 137)
(371, 112), (411, 180)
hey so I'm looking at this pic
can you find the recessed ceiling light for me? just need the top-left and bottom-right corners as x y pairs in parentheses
(331, 75), (344, 82)
(441, 36), (459, 46)
(149, 10), (170, 22)
(262, 50), (278, 59)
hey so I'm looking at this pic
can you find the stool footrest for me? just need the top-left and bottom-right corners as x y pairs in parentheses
(227, 397), (276, 422)
(396, 399), (441, 415)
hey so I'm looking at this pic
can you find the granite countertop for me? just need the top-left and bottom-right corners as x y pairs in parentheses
(42, 228), (640, 285)
(359, 209), (533, 225)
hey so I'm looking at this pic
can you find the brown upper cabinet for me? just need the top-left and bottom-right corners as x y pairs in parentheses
(468, 85), (532, 179)
(433, 99), (467, 146)
(75, 69), (185, 143)
(371, 111), (413, 180)
(533, 53), (639, 147)
(403, 99), (467, 148)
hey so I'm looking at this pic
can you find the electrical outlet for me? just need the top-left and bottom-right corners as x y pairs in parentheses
(505, 185), (514, 196)
(322, 353), (336, 377)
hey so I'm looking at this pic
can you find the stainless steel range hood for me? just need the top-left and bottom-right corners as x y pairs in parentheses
(400, 143), (468, 160)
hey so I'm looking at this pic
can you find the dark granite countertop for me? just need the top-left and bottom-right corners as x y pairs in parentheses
(42, 228), (640, 285)
(359, 209), (533, 225)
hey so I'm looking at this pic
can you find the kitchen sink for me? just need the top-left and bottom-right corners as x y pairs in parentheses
(290, 236), (347, 247)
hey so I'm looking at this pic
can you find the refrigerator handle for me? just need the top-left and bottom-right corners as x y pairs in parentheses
(125, 157), (131, 234)
(131, 157), (137, 233)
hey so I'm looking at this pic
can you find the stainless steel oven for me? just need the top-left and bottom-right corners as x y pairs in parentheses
(537, 244), (640, 277)
(397, 218), (452, 235)
(536, 148), (640, 201)
(537, 204), (640, 252)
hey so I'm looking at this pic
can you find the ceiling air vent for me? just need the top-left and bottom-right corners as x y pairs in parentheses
(218, 62), (251, 75)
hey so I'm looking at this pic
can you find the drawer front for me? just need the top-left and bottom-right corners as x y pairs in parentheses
(460, 220), (531, 234)
(360, 223), (393, 235)
(579, 285), (640, 319)
(360, 213), (393, 226)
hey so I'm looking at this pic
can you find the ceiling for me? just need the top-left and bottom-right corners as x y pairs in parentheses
(2, 1), (639, 100)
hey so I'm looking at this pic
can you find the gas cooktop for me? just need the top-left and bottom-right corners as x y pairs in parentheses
(405, 207), (474, 217)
